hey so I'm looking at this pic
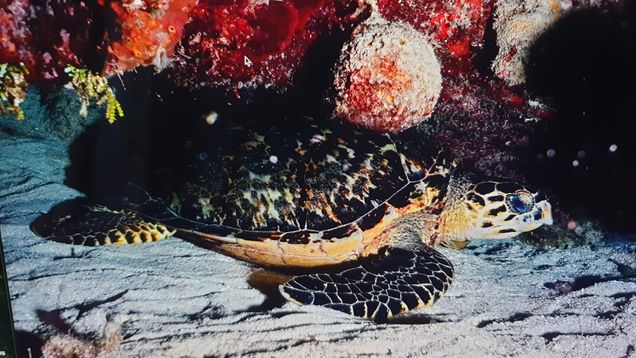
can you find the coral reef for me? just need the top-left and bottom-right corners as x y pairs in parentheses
(65, 66), (123, 123)
(376, 0), (494, 71)
(0, 0), (200, 79)
(0, 0), (368, 94)
(169, 0), (367, 91)
(0, 0), (581, 103)
(0, 63), (28, 120)
(0, 0), (612, 97)
(104, 0), (199, 73)
(0, 0), (500, 90)
(0, 0), (104, 82)
(0, 0), (35, 71)
(333, 19), (442, 133)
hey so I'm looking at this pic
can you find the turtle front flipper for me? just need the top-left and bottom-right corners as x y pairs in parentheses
(279, 246), (453, 322)
(31, 199), (175, 246)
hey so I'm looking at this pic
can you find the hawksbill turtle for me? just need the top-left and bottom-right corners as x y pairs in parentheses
(32, 116), (553, 322)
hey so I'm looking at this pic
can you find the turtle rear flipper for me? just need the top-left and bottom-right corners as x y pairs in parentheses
(31, 199), (175, 246)
(279, 246), (453, 322)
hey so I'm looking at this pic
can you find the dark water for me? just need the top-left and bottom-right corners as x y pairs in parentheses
(524, 4), (636, 232)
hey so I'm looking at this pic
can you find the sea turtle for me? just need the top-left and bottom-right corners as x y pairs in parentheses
(32, 116), (553, 322)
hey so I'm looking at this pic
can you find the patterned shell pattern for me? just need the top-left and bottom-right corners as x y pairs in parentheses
(162, 119), (452, 238)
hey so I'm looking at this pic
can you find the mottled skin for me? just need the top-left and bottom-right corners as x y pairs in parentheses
(32, 117), (552, 321)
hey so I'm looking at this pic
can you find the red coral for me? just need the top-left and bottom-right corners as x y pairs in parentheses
(0, 0), (365, 91)
(0, 0), (35, 69)
(0, 1), (105, 82)
(0, 0), (198, 80)
(377, 0), (494, 67)
(170, 0), (365, 91)
(104, 0), (198, 73)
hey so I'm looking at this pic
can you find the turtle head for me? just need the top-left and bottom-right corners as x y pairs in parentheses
(438, 179), (552, 249)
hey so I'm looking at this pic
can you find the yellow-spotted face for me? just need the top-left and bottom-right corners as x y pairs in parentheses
(462, 181), (553, 240)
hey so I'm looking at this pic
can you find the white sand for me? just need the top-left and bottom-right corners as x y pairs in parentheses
(1, 134), (635, 357)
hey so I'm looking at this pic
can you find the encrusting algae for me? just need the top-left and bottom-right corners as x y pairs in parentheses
(0, 63), (124, 123)
(0, 63), (28, 120)
(64, 66), (124, 123)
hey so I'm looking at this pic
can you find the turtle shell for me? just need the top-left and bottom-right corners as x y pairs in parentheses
(161, 118), (446, 227)
(140, 117), (452, 266)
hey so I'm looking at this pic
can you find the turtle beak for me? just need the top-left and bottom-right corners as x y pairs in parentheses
(536, 200), (553, 226)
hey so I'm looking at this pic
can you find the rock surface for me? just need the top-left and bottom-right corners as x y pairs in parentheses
(1, 134), (635, 357)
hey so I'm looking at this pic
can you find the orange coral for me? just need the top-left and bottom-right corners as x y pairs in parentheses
(104, 0), (198, 73)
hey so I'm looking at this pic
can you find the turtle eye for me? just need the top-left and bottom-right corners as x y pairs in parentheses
(506, 192), (534, 214)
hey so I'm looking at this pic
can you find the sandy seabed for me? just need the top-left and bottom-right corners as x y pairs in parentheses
(1, 134), (635, 357)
